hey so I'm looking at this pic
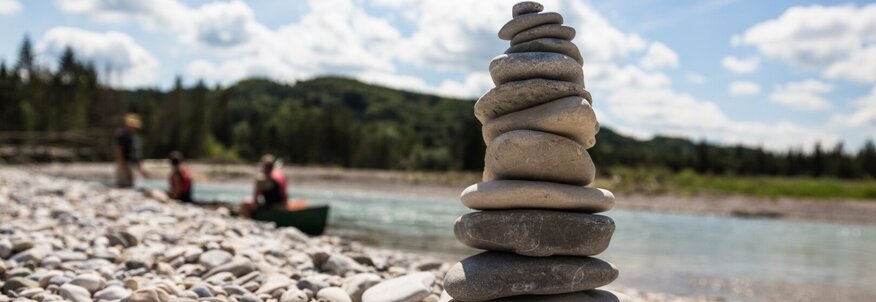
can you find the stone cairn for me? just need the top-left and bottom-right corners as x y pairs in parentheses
(443, 2), (627, 301)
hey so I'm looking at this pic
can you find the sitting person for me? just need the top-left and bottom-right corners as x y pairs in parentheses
(167, 151), (193, 203)
(242, 154), (287, 216)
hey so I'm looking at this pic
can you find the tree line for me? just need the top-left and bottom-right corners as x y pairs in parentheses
(1, 36), (875, 178)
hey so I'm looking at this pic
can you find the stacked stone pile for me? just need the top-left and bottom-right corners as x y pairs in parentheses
(443, 2), (627, 301)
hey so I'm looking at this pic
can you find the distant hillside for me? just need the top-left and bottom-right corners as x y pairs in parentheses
(3, 53), (874, 177)
(125, 76), (876, 178)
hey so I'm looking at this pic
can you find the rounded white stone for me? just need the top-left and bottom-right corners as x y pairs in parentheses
(460, 180), (614, 213)
(482, 96), (598, 148)
(484, 130), (596, 186)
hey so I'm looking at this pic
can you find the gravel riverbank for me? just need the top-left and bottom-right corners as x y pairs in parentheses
(0, 169), (718, 302)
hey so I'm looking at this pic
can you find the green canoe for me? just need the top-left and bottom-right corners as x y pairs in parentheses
(250, 205), (330, 236)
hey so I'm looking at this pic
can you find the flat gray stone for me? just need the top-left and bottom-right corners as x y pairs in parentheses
(483, 130), (595, 186)
(475, 79), (591, 123)
(361, 272), (434, 302)
(489, 52), (583, 86)
(482, 96), (598, 149)
(506, 38), (583, 65)
(198, 249), (233, 271)
(512, 2), (543, 17)
(461, 180), (614, 213)
(447, 289), (631, 301)
(202, 258), (255, 278)
(499, 12), (563, 40)
(454, 210), (615, 257)
(2, 277), (39, 292)
(511, 24), (576, 45)
(443, 252), (618, 301)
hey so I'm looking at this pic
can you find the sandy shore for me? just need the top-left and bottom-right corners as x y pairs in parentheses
(0, 168), (722, 302)
(23, 162), (876, 226)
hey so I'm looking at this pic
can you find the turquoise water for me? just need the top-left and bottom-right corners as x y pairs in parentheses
(140, 180), (876, 300)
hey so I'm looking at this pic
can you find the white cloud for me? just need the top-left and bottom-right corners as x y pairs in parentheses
(686, 72), (707, 84)
(732, 4), (876, 69)
(0, 0), (21, 15)
(602, 86), (836, 150)
(823, 46), (876, 84)
(832, 87), (876, 128)
(58, 0), (188, 30)
(722, 56), (760, 73)
(186, 0), (401, 86)
(768, 79), (833, 110)
(53, 0), (842, 149)
(186, 1), (261, 48)
(58, 0), (266, 49)
(36, 27), (158, 88)
(729, 81), (761, 96)
(640, 42), (679, 70)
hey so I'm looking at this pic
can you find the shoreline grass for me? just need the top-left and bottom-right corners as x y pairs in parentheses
(601, 167), (876, 201)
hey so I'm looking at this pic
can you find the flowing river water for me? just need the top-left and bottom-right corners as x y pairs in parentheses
(139, 179), (876, 301)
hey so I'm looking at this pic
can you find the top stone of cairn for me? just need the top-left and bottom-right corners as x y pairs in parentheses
(513, 1), (544, 17)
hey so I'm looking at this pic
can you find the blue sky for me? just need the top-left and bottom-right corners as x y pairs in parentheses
(1, 0), (875, 151)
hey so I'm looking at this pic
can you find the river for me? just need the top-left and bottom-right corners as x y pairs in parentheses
(140, 179), (876, 301)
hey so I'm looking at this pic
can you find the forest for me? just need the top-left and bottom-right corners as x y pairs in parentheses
(2, 37), (876, 179)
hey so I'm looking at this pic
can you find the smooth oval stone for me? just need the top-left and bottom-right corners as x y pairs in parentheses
(484, 130), (595, 186)
(512, 2), (543, 17)
(461, 180), (614, 213)
(511, 24), (576, 45)
(280, 289), (309, 302)
(198, 249), (233, 270)
(475, 79), (591, 123)
(506, 38), (583, 65)
(3, 277), (39, 292)
(361, 272), (434, 302)
(70, 273), (105, 293)
(342, 273), (381, 302)
(454, 210), (614, 257)
(482, 96), (598, 148)
(59, 284), (92, 302)
(443, 252), (618, 301)
(255, 274), (294, 295)
(489, 53), (583, 86)
(317, 287), (353, 302)
(447, 290), (631, 302)
(94, 286), (131, 301)
(499, 12), (563, 40)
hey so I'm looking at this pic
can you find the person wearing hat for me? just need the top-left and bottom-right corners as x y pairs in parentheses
(113, 113), (150, 188)
(241, 154), (288, 217)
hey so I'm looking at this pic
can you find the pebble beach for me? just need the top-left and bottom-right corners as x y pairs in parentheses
(0, 169), (718, 302)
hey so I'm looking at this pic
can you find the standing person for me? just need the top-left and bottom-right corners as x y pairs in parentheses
(168, 151), (193, 202)
(241, 154), (287, 217)
(113, 113), (149, 188)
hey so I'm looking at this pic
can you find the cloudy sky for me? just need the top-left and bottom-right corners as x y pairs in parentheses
(1, 0), (875, 151)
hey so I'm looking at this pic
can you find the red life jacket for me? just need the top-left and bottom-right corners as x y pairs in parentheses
(171, 167), (193, 194)
(271, 170), (288, 201)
